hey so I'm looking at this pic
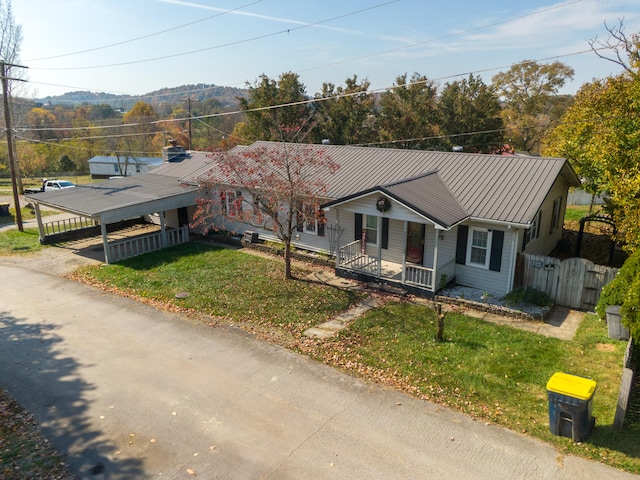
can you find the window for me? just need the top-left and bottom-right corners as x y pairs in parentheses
(113, 164), (119, 173)
(136, 164), (141, 173)
(220, 190), (243, 217)
(365, 215), (378, 245)
(466, 227), (492, 268)
(525, 211), (542, 245)
(550, 197), (562, 233)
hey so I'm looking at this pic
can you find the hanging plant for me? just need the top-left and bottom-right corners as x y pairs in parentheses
(376, 196), (391, 213)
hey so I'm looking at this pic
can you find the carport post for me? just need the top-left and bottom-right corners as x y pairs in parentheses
(101, 222), (111, 264)
(159, 211), (168, 248)
(34, 203), (45, 243)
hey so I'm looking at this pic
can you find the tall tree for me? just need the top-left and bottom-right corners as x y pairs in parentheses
(438, 74), (504, 153)
(239, 72), (313, 143)
(312, 75), (377, 145)
(492, 60), (574, 153)
(544, 73), (640, 253)
(192, 141), (339, 279)
(377, 73), (439, 149)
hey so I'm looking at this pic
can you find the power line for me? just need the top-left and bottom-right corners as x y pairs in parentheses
(25, 0), (264, 62)
(28, 1), (399, 72)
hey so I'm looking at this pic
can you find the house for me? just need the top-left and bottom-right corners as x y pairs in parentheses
(88, 155), (163, 179)
(193, 141), (581, 297)
(24, 140), (580, 298)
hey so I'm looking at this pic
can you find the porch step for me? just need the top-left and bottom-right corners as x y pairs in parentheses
(304, 297), (380, 339)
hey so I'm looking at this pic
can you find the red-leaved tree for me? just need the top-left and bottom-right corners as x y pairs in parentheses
(192, 142), (339, 279)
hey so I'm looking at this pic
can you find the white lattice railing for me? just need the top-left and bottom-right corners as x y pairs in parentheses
(108, 226), (189, 263)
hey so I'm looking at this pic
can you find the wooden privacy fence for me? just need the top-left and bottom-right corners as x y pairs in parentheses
(515, 253), (618, 310)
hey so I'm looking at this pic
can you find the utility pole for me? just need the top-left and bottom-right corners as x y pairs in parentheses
(1, 61), (27, 231)
(187, 98), (192, 150)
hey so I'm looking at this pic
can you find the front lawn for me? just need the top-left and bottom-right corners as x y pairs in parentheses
(0, 228), (45, 255)
(74, 242), (365, 333)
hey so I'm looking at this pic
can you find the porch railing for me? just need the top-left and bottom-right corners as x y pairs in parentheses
(405, 264), (434, 289)
(43, 216), (94, 235)
(108, 226), (189, 263)
(338, 240), (378, 275)
(338, 240), (446, 292)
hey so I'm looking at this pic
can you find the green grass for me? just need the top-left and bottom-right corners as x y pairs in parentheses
(312, 302), (638, 472)
(565, 204), (604, 222)
(0, 228), (44, 255)
(77, 242), (365, 331)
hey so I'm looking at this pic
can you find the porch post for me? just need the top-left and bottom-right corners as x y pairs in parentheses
(376, 216), (382, 278)
(101, 220), (111, 264)
(34, 203), (45, 243)
(401, 221), (408, 283)
(159, 211), (167, 248)
(433, 228), (440, 292)
(334, 208), (340, 268)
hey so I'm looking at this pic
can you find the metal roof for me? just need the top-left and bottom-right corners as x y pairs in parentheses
(24, 173), (199, 220)
(238, 142), (581, 226)
(88, 156), (163, 165)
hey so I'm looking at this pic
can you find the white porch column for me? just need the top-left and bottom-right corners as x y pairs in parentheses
(159, 211), (167, 248)
(401, 221), (408, 283)
(101, 221), (111, 264)
(376, 216), (382, 278)
(334, 208), (341, 268)
(34, 203), (45, 243)
(433, 228), (441, 292)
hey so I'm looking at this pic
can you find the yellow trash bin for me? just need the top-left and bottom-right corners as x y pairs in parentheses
(546, 372), (596, 442)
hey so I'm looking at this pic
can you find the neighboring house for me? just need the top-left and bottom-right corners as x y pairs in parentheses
(88, 155), (163, 179)
(192, 141), (581, 297)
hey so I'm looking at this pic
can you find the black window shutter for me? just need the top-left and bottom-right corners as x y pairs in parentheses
(318, 221), (325, 237)
(489, 230), (504, 272)
(355, 213), (362, 241)
(536, 211), (542, 239)
(382, 217), (389, 249)
(456, 225), (468, 265)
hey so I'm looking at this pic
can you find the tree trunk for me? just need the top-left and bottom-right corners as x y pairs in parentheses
(435, 303), (445, 342)
(284, 239), (293, 279)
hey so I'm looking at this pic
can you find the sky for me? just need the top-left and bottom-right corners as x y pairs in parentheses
(11, 0), (640, 101)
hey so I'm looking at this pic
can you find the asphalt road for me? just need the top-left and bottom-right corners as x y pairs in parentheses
(0, 262), (637, 479)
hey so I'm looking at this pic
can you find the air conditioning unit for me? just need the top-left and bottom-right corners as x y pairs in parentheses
(243, 231), (259, 243)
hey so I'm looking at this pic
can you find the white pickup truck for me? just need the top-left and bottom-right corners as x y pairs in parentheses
(24, 179), (77, 194)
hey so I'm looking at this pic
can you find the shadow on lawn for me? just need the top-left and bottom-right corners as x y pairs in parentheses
(0, 310), (145, 478)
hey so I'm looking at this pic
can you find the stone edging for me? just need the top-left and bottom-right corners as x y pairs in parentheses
(434, 295), (552, 322)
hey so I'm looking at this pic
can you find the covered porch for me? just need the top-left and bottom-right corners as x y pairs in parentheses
(336, 236), (456, 294)
(323, 174), (469, 297)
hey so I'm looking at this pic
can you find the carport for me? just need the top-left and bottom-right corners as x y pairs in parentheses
(24, 173), (201, 264)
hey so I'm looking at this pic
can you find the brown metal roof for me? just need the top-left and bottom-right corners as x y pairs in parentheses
(242, 142), (580, 226)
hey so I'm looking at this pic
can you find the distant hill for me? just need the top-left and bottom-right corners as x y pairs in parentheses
(36, 83), (248, 110)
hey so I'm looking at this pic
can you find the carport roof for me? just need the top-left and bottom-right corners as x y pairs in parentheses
(24, 173), (199, 220)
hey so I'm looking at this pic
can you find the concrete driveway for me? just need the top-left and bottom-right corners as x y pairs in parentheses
(0, 261), (637, 479)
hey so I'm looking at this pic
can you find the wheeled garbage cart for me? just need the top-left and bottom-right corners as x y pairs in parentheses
(546, 372), (596, 442)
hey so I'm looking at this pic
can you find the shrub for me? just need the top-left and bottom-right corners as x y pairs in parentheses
(503, 287), (552, 307)
(621, 276), (640, 339)
(595, 249), (640, 319)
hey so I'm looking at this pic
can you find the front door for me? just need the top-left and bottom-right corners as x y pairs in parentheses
(406, 222), (425, 264)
